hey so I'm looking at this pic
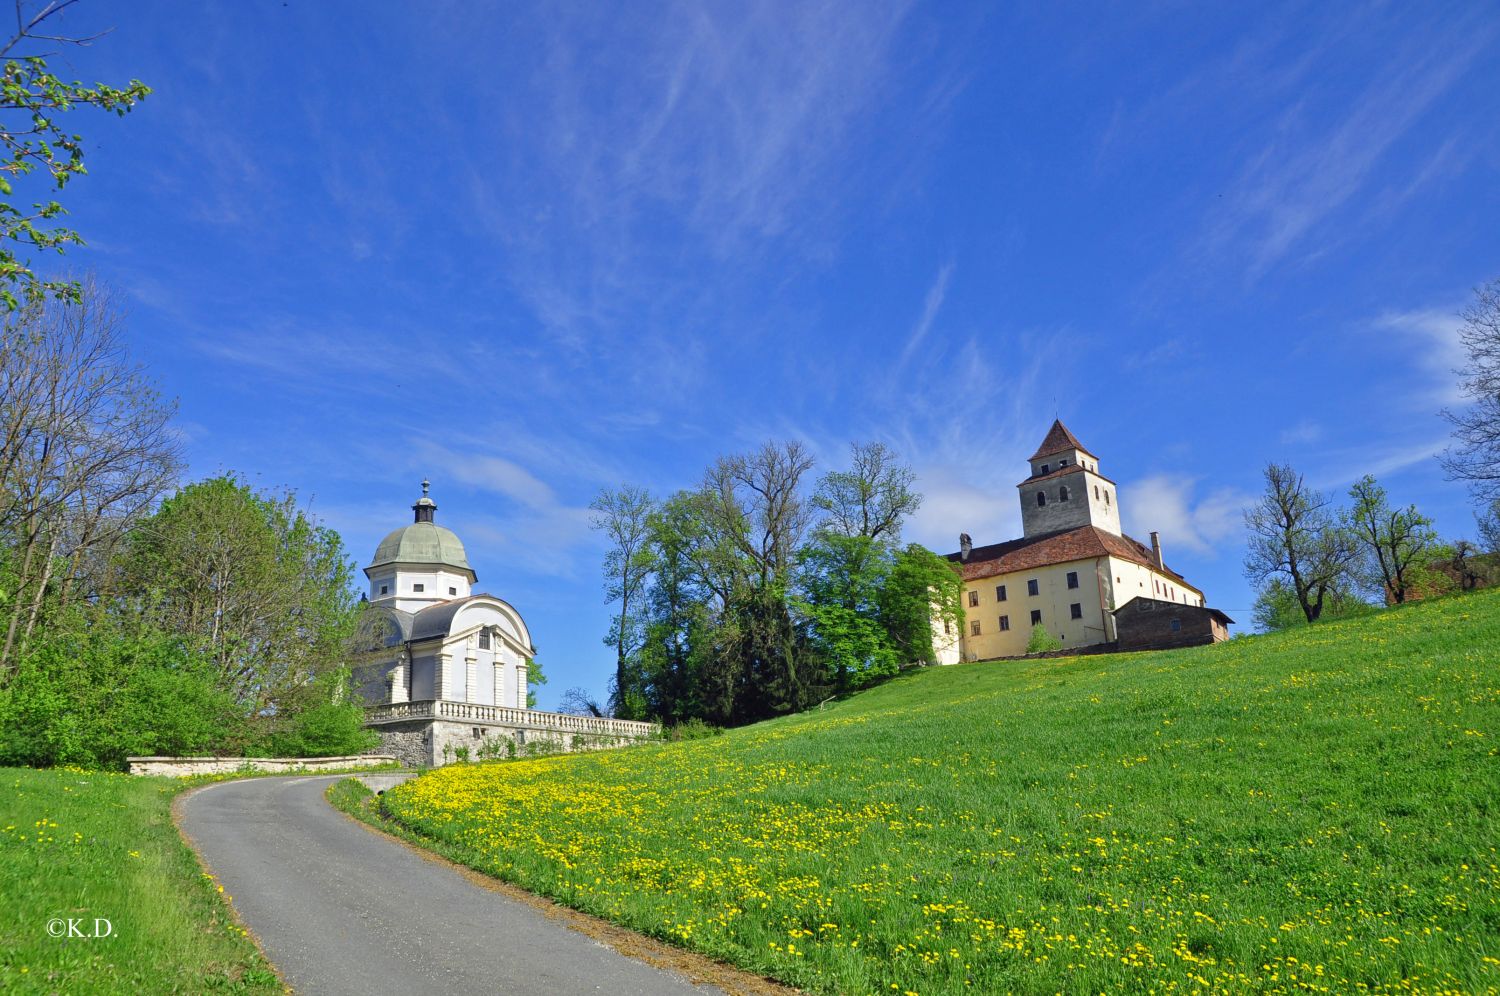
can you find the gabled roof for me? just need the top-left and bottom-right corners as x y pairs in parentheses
(1029, 419), (1097, 461)
(946, 525), (1202, 596)
(1111, 595), (1234, 627)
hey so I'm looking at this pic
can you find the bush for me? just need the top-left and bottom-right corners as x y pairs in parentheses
(1025, 623), (1063, 654)
(0, 624), (242, 770)
(265, 698), (378, 758)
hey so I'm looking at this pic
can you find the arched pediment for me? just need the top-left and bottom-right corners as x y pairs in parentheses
(408, 594), (534, 653)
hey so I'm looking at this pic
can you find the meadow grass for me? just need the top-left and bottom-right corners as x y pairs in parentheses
(0, 768), (282, 994)
(381, 590), (1500, 995)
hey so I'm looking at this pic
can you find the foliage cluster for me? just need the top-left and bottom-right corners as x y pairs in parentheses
(380, 589), (1500, 995)
(591, 442), (963, 725)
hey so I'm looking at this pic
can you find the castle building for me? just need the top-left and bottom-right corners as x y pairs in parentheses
(352, 481), (655, 766)
(936, 420), (1228, 663)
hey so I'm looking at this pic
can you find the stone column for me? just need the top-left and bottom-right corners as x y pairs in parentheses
(464, 655), (478, 704)
(517, 663), (529, 709)
(391, 651), (410, 703)
(436, 652), (453, 700)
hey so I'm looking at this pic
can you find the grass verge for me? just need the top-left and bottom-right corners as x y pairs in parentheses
(373, 590), (1500, 995)
(0, 767), (283, 994)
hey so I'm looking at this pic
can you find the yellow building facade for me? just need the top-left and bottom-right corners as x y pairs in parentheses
(939, 421), (1208, 663)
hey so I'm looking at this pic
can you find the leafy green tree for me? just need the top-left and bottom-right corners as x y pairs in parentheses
(266, 668), (377, 758)
(526, 656), (545, 708)
(877, 544), (964, 667)
(0, 6), (151, 308)
(0, 611), (240, 769)
(1345, 475), (1438, 604)
(796, 534), (899, 691)
(119, 476), (357, 713)
(1025, 623), (1062, 653)
(1251, 579), (1371, 632)
(1243, 463), (1359, 623)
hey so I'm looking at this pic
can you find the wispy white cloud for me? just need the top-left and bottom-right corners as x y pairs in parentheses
(1124, 475), (1250, 557)
(1280, 419), (1324, 446)
(1372, 306), (1466, 406)
(899, 261), (954, 366)
(1199, 21), (1492, 280)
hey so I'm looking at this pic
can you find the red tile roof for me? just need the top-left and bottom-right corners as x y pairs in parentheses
(946, 525), (1202, 595)
(1029, 419), (1097, 461)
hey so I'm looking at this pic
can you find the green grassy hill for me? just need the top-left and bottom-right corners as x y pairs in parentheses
(381, 590), (1500, 995)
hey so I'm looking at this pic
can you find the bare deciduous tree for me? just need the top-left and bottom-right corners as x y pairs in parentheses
(1243, 463), (1358, 623)
(812, 441), (921, 543)
(1345, 475), (1437, 604)
(0, 280), (180, 677)
(589, 485), (655, 717)
(1441, 277), (1500, 500)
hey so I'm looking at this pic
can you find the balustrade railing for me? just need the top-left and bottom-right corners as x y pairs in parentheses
(364, 699), (657, 738)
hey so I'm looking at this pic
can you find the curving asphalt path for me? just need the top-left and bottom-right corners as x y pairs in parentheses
(178, 775), (720, 996)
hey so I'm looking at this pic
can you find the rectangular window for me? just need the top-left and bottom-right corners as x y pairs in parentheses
(1027, 578), (1040, 596)
(995, 584), (1007, 602)
(449, 586), (458, 596)
(968, 590), (979, 608)
(413, 583), (425, 592)
(1066, 571), (1079, 589)
(1070, 602), (1083, 619)
(380, 585), (389, 595)
(1030, 609), (1042, 625)
(999, 615), (1010, 631)
(479, 632), (491, 650)
(970, 620), (981, 636)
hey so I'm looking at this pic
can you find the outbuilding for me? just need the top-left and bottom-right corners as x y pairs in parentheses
(1110, 596), (1234, 651)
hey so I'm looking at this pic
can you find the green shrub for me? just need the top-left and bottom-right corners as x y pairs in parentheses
(1025, 622), (1063, 653)
(266, 698), (378, 758)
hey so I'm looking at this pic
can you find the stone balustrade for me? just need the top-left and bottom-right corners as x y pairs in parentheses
(365, 699), (658, 740)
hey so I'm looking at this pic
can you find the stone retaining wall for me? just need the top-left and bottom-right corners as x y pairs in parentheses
(126, 754), (399, 777)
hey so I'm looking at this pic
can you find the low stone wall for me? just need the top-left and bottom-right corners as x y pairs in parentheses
(126, 754), (399, 777)
(365, 699), (659, 768)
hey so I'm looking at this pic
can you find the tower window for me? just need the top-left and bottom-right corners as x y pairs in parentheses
(1059, 485), (1071, 501)
(1027, 578), (1040, 596)
(1059, 458), (1068, 466)
(1030, 609), (1042, 625)
(968, 590), (979, 608)
(380, 584), (389, 595)
(413, 583), (425, 592)
(970, 620), (981, 636)
(995, 584), (1007, 602)
(999, 615), (1010, 631)
(1036, 491), (1047, 507)
(1066, 571), (1079, 589)
(1104, 490), (1111, 506)
(1070, 603), (1083, 619)
(1041, 463), (1050, 474)
(1095, 485), (1100, 499)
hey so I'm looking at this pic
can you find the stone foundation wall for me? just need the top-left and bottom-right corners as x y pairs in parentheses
(126, 754), (398, 777)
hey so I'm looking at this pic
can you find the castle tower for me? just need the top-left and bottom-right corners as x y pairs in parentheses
(1016, 420), (1122, 538)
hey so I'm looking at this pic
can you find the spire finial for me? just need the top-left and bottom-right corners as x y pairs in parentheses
(421, 477), (430, 497)
(412, 479), (437, 523)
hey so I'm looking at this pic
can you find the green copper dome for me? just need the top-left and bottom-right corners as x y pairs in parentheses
(366, 480), (475, 578)
(368, 521), (473, 574)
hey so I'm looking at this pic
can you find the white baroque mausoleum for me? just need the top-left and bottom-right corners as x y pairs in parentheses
(352, 481), (655, 766)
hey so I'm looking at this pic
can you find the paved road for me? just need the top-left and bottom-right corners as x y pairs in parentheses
(178, 775), (720, 996)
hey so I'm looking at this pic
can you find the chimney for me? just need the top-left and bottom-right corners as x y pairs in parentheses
(959, 532), (972, 561)
(1149, 531), (1164, 570)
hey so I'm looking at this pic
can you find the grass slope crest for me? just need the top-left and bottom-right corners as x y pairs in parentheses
(377, 590), (1500, 995)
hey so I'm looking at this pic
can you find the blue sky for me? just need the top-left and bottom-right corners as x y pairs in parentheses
(37, 1), (1500, 706)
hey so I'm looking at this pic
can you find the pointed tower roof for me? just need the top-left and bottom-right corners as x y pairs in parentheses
(1029, 419), (1097, 461)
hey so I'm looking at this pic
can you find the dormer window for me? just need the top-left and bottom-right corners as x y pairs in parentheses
(1036, 491), (1047, 507)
